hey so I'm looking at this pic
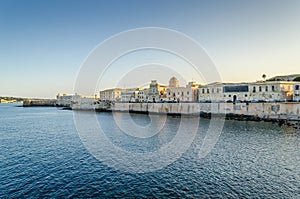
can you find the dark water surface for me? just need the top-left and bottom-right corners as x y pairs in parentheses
(0, 104), (299, 198)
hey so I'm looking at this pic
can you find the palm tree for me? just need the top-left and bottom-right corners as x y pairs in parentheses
(262, 74), (266, 81)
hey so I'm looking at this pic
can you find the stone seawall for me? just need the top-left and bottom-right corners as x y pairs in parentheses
(112, 102), (300, 116)
(111, 102), (300, 128)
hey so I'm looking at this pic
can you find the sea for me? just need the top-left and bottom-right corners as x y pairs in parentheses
(0, 103), (299, 198)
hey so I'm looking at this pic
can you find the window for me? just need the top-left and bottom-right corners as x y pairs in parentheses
(265, 86), (268, 92)
(259, 86), (262, 92)
(245, 94), (248, 97)
(272, 86), (275, 92)
(229, 95), (231, 97)
(181, 92), (184, 96)
(224, 85), (249, 92)
(187, 91), (189, 95)
(212, 88), (214, 93)
(296, 85), (300, 90)
(202, 89), (205, 94)
(207, 89), (209, 93)
(253, 86), (256, 93)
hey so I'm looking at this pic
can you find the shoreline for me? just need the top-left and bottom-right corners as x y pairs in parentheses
(105, 102), (300, 129)
(22, 100), (300, 129)
(93, 108), (300, 130)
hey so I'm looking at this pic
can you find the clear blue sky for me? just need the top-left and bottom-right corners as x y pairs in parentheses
(0, 0), (299, 98)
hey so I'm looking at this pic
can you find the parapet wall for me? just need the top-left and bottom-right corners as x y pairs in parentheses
(112, 102), (300, 118)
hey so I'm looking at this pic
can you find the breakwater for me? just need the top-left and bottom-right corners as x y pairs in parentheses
(110, 102), (300, 129)
(23, 99), (56, 107)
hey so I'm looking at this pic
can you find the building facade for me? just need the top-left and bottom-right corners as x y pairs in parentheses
(166, 81), (199, 102)
(166, 87), (198, 102)
(198, 81), (295, 102)
(56, 94), (97, 108)
(147, 80), (167, 102)
(99, 88), (123, 102)
(98, 76), (299, 103)
(121, 88), (140, 102)
(249, 81), (294, 102)
(56, 94), (74, 107)
(137, 88), (149, 102)
(198, 82), (226, 102)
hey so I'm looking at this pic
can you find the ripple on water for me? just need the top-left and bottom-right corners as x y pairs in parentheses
(0, 105), (299, 198)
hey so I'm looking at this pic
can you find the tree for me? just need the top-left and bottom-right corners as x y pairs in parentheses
(293, 76), (300, 82)
(262, 74), (266, 81)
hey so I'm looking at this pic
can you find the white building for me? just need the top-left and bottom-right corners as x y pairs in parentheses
(56, 94), (74, 107)
(198, 82), (226, 102)
(166, 81), (199, 102)
(121, 88), (139, 102)
(99, 88), (123, 102)
(198, 81), (295, 102)
(249, 81), (294, 102)
(137, 88), (149, 102)
(56, 94), (97, 109)
(71, 95), (97, 110)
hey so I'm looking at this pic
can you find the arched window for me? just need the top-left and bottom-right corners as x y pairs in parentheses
(253, 86), (256, 93)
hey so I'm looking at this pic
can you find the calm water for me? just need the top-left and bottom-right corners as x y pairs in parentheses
(0, 104), (299, 198)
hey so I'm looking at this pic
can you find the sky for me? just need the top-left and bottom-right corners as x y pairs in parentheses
(0, 0), (299, 98)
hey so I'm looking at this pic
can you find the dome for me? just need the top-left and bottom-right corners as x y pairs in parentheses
(169, 77), (179, 88)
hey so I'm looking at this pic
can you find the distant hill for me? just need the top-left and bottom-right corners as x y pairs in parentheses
(267, 74), (300, 82)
